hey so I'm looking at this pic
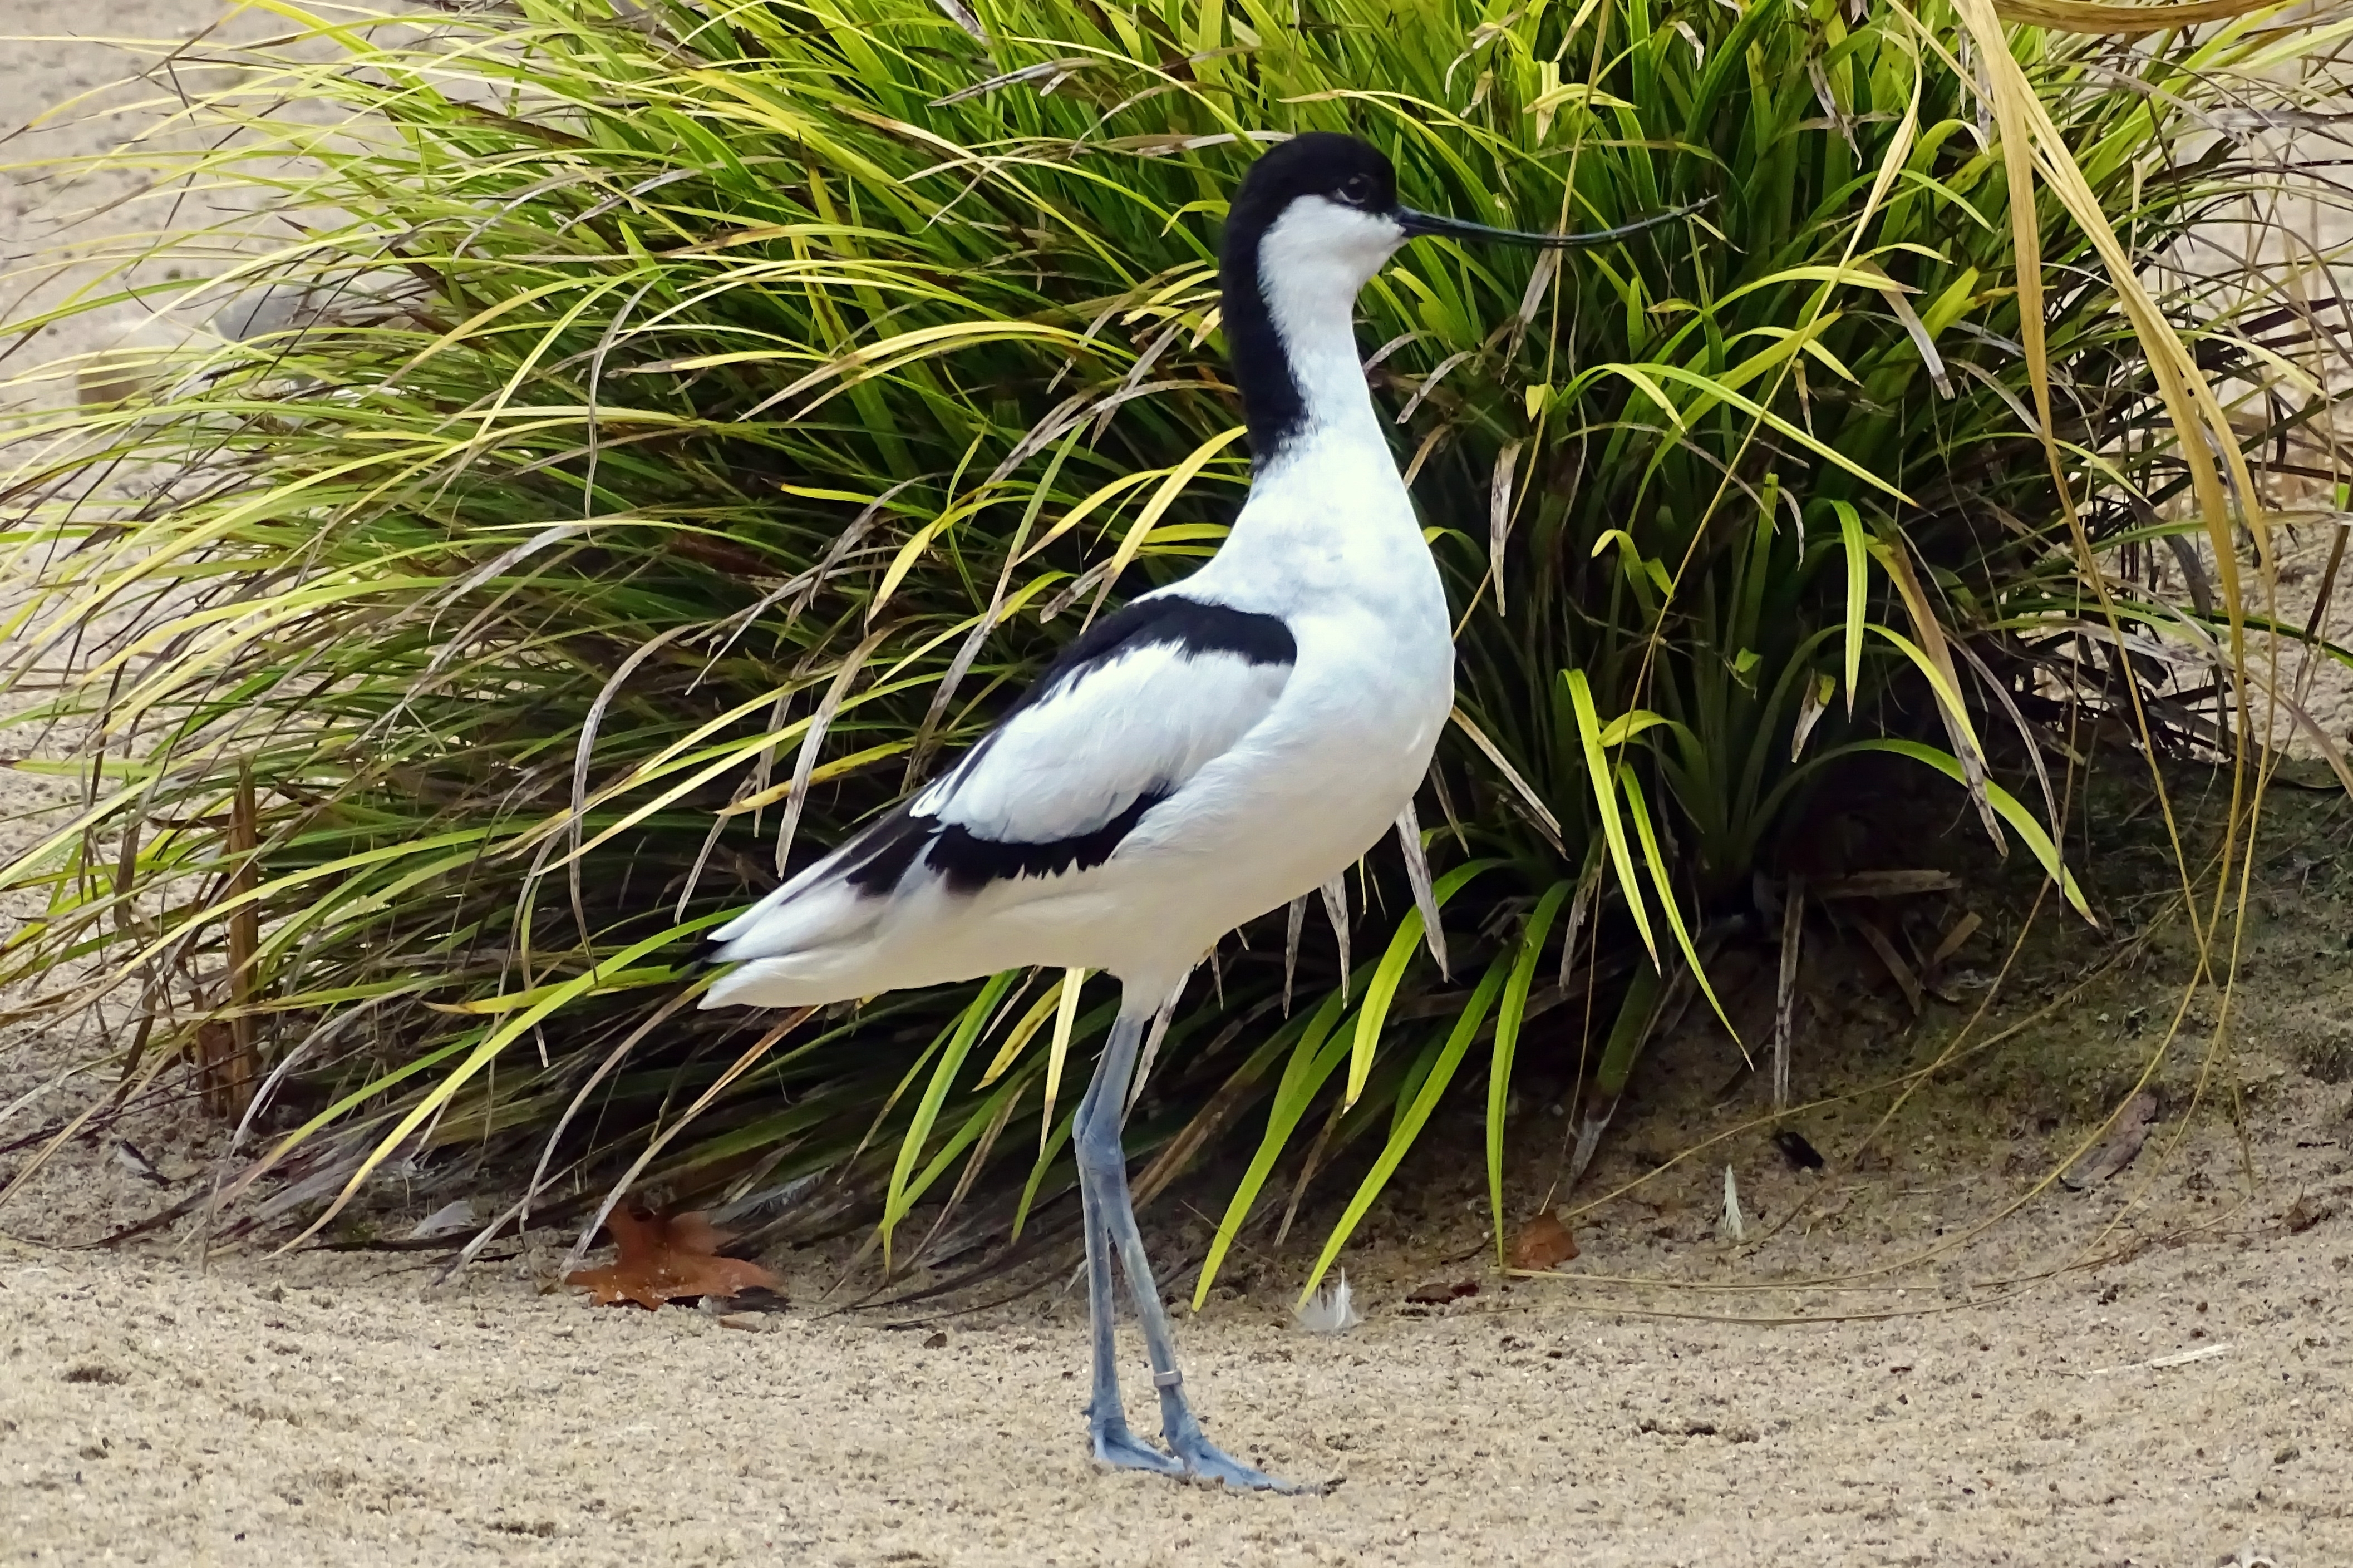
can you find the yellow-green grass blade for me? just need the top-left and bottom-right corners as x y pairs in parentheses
(1486, 877), (1573, 1265)
(1617, 761), (1736, 1047)
(1566, 668), (1657, 964)
(1038, 967), (1087, 1156)
(1301, 952), (1509, 1304)
(1192, 984), (1355, 1307)
(1345, 859), (1502, 1108)
(1854, 738), (2094, 922)
(1835, 499), (1870, 715)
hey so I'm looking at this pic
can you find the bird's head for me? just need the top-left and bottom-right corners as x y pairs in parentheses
(1218, 132), (1704, 464)
(1226, 131), (1701, 299)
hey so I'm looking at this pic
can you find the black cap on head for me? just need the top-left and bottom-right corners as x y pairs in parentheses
(1226, 131), (1400, 240)
(1227, 130), (1707, 252)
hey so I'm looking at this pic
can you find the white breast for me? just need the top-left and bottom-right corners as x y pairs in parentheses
(1119, 440), (1455, 931)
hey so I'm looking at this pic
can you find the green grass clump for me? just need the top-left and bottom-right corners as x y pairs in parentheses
(1, 0), (2343, 1289)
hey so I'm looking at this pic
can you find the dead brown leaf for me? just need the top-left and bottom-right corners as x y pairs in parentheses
(2282, 1195), (2336, 1236)
(1509, 1212), (1579, 1271)
(564, 1208), (781, 1310)
(1405, 1279), (1479, 1305)
(2061, 1091), (2159, 1191)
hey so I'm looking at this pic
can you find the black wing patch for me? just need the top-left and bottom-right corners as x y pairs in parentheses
(924, 788), (1170, 893)
(824, 594), (1293, 900)
(837, 802), (931, 896)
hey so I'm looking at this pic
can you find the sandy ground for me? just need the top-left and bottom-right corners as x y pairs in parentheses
(7, 959), (2351, 1568)
(4, 8), (2353, 1567)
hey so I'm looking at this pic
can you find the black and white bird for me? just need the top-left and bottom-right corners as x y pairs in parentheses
(701, 132), (1693, 1491)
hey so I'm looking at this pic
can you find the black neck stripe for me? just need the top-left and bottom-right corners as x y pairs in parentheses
(1218, 223), (1307, 469)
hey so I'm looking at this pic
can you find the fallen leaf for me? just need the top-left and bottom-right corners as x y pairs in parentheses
(2282, 1195), (2335, 1235)
(564, 1207), (781, 1310)
(1509, 1212), (1578, 1270)
(1405, 1279), (1479, 1305)
(2061, 1091), (2158, 1191)
(1771, 1130), (1825, 1170)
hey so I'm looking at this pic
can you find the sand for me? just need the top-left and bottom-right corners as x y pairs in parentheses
(3, 8), (2351, 1566)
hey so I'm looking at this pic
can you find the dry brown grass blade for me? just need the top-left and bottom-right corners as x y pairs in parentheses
(1877, 536), (2002, 846)
(1321, 872), (1351, 1002)
(1950, 637), (2062, 837)
(1990, 0), (2287, 32)
(216, 764), (260, 1120)
(513, 984), (709, 1237)
(1559, 862), (1598, 990)
(1943, 0), (2263, 1007)
(1814, 870), (1962, 899)
(1282, 894), (1307, 1016)
(1774, 875), (1803, 1110)
(1448, 705), (1566, 854)
(2246, 673), (2353, 801)
(907, 1083), (1022, 1268)
(775, 623), (893, 875)
(1929, 911), (1983, 967)
(570, 620), (698, 939)
(1395, 801), (1450, 980)
(1121, 982), (1186, 1118)
(1273, 1096), (1344, 1245)
(1854, 918), (1926, 1015)
(1487, 440), (1525, 617)
(1130, 1036), (1282, 1210)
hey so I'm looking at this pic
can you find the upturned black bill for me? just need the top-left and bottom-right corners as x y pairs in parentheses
(1395, 196), (1711, 248)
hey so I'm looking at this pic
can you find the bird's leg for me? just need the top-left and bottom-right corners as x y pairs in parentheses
(1074, 1028), (1181, 1476)
(1072, 997), (1302, 1493)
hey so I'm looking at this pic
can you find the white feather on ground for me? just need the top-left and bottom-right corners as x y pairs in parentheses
(1292, 1270), (1364, 1334)
(1718, 1163), (1746, 1242)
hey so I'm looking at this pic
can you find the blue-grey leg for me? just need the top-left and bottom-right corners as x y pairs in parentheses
(1075, 1056), (1180, 1476)
(1071, 993), (1303, 1492)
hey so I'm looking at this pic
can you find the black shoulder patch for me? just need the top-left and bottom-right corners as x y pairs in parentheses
(1020, 594), (1294, 712)
(1135, 595), (1297, 666)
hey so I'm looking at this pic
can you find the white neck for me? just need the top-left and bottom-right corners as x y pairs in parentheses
(1258, 269), (1379, 468)
(1250, 197), (1403, 480)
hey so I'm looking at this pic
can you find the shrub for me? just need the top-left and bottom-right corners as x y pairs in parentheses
(2, 0), (2342, 1289)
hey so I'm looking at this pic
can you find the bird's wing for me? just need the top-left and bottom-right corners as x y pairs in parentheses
(707, 593), (1293, 954)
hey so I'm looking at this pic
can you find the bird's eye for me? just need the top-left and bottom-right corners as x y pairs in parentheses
(1338, 173), (1376, 206)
